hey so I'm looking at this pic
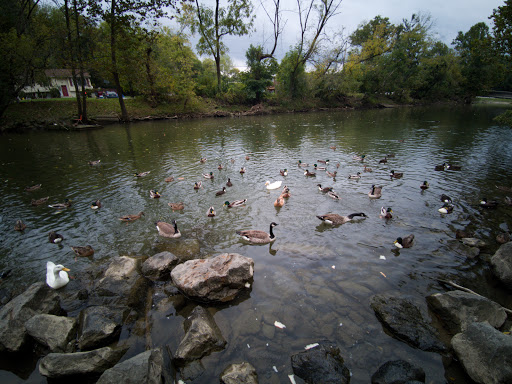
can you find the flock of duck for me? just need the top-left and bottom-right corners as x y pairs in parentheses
(13, 148), (510, 291)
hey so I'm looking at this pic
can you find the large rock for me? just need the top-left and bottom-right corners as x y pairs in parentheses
(220, 362), (258, 384)
(39, 346), (128, 378)
(370, 293), (445, 352)
(452, 322), (512, 384)
(78, 305), (127, 351)
(93, 256), (148, 307)
(141, 252), (178, 281)
(25, 314), (77, 352)
(0, 282), (62, 353)
(174, 306), (226, 364)
(427, 290), (507, 334)
(290, 340), (351, 384)
(96, 347), (172, 384)
(371, 360), (425, 384)
(491, 242), (512, 288)
(171, 253), (253, 302)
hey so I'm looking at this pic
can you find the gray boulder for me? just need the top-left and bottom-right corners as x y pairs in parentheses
(290, 340), (351, 384)
(452, 322), (512, 384)
(221, 362), (258, 384)
(427, 290), (507, 335)
(39, 346), (128, 378)
(371, 360), (425, 384)
(370, 293), (446, 352)
(490, 242), (512, 288)
(25, 314), (77, 352)
(0, 282), (62, 353)
(93, 256), (148, 307)
(171, 253), (253, 302)
(78, 305), (127, 351)
(174, 306), (226, 364)
(97, 347), (172, 384)
(461, 238), (487, 248)
(141, 252), (178, 281)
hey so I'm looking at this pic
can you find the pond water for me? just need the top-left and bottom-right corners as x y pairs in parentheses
(1, 104), (512, 383)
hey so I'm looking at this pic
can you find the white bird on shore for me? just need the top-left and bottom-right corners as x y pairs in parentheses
(46, 261), (70, 289)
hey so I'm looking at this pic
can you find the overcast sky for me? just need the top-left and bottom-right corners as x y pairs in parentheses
(171, 0), (505, 70)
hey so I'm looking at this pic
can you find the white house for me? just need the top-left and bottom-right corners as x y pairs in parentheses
(22, 69), (94, 99)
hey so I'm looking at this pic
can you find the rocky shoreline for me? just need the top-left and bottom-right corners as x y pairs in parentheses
(1, 238), (511, 383)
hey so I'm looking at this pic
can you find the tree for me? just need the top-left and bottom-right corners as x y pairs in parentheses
(179, 0), (254, 93)
(241, 44), (277, 102)
(490, 0), (512, 57)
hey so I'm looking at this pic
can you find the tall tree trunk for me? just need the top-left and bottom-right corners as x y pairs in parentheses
(145, 46), (157, 107)
(73, 0), (88, 123)
(64, 0), (82, 120)
(110, 0), (128, 122)
(214, 0), (221, 93)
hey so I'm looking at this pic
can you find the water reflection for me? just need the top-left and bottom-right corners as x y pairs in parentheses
(1, 105), (512, 383)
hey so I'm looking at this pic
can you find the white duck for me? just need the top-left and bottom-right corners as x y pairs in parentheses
(46, 261), (70, 289)
(265, 180), (283, 190)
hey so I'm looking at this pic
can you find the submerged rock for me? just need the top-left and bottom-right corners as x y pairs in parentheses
(39, 346), (128, 378)
(97, 347), (172, 384)
(171, 253), (253, 302)
(220, 362), (258, 384)
(0, 282), (62, 353)
(490, 242), (512, 288)
(290, 340), (350, 384)
(426, 290), (507, 335)
(78, 305), (128, 351)
(25, 314), (77, 352)
(370, 293), (446, 352)
(371, 360), (425, 384)
(141, 251), (178, 280)
(174, 306), (226, 365)
(452, 322), (512, 384)
(460, 238), (487, 248)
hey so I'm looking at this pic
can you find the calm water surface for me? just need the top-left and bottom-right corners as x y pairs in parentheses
(1, 105), (512, 383)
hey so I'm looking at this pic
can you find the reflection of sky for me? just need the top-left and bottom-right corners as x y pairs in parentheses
(163, 0), (504, 70)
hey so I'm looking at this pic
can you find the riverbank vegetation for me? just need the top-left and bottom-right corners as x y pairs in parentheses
(1, 0), (511, 129)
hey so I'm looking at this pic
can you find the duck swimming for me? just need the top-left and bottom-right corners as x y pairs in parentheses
(224, 199), (247, 208)
(71, 245), (94, 257)
(168, 202), (184, 211)
(265, 180), (283, 190)
(480, 198), (498, 209)
(240, 167), (246, 174)
(194, 181), (202, 189)
(316, 212), (367, 225)
(326, 170), (337, 178)
(25, 184), (42, 192)
(440, 194), (452, 203)
(88, 160), (101, 166)
(49, 231), (64, 243)
(48, 199), (72, 209)
(420, 181), (429, 190)
(165, 176), (174, 182)
(14, 220), (26, 231)
(203, 172), (214, 179)
(46, 261), (70, 289)
(207, 207), (216, 217)
(150, 190), (161, 198)
(91, 200), (102, 210)
(298, 160), (309, 167)
(134, 171), (150, 177)
(304, 170), (316, 177)
(226, 178), (233, 187)
(438, 203), (454, 214)
(31, 196), (49, 206)
(348, 172), (361, 179)
(236, 222), (278, 244)
(389, 170), (403, 179)
(327, 191), (340, 200)
(394, 234), (414, 248)
(119, 211), (145, 222)
(280, 169), (288, 176)
(314, 164), (326, 171)
(155, 219), (181, 238)
(380, 207), (393, 219)
(363, 165), (372, 172)
(274, 195), (285, 207)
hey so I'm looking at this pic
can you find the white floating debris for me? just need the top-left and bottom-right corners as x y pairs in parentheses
(273, 366), (278, 373)
(379, 255), (386, 260)
(288, 374), (297, 384)
(245, 282), (251, 288)
(331, 265), (335, 269)
(274, 321), (286, 329)
(305, 343), (319, 350)
(247, 344), (250, 349)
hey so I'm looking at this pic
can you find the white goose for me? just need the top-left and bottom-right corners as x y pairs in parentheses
(46, 261), (70, 289)
(265, 180), (283, 190)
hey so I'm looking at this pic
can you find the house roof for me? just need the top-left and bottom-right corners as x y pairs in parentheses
(44, 69), (91, 78)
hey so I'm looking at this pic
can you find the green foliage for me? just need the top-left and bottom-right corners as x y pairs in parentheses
(494, 110), (512, 126)
(491, 0), (512, 57)
(240, 45), (277, 103)
(276, 47), (307, 99)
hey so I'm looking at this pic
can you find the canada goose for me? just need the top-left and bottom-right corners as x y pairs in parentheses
(207, 206), (216, 217)
(25, 184), (41, 192)
(31, 196), (49, 206)
(203, 172), (214, 179)
(150, 190), (161, 198)
(304, 169), (316, 177)
(14, 220), (26, 231)
(265, 180), (283, 190)
(327, 191), (340, 200)
(363, 165), (372, 172)
(274, 195), (285, 207)
(168, 202), (184, 210)
(314, 164), (326, 170)
(368, 185), (382, 199)
(91, 200), (102, 210)
(194, 181), (202, 189)
(380, 207), (393, 219)
(155, 219), (181, 238)
(441, 194), (452, 203)
(280, 169), (288, 176)
(326, 170), (337, 178)
(46, 261), (70, 289)
(316, 212), (367, 225)
(389, 170), (403, 179)
(135, 171), (150, 177)
(348, 172), (361, 179)
(379, 157), (387, 164)
(48, 199), (72, 209)
(224, 199), (247, 208)
(317, 184), (333, 193)
(88, 160), (101, 166)
(394, 234), (414, 248)
(236, 222), (278, 244)
(480, 198), (498, 209)
(420, 181), (429, 190)
(438, 203), (454, 214)
(226, 178), (233, 187)
(240, 167), (246, 174)
(71, 245), (94, 257)
(49, 231), (64, 243)
(119, 211), (145, 222)
(298, 160), (309, 167)
(216, 187), (227, 196)
(165, 176), (174, 182)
